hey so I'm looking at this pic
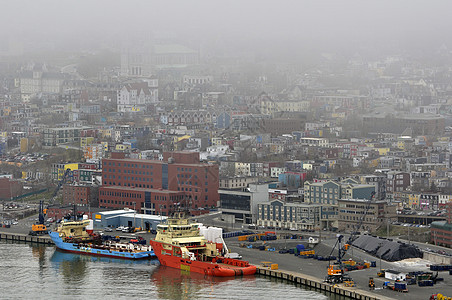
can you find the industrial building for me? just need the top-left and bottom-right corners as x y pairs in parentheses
(92, 208), (166, 231)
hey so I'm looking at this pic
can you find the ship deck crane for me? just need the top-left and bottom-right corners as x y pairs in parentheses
(325, 191), (376, 284)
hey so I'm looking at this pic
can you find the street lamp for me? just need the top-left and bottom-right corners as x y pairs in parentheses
(379, 242), (383, 271)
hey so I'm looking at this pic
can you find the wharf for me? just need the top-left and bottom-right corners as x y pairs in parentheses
(257, 266), (392, 300)
(0, 231), (53, 245)
(228, 240), (450, 300)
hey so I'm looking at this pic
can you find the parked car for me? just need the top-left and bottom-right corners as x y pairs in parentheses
(122, 227), (130, 233)
(226, 253), (242, 259)
(116, 226), (125, 231)
(104, 227), (113, 232)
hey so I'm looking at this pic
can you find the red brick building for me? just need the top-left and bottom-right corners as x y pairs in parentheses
(62, 184), (99, 207)
(430, 203), (452, 248)
(99, 151), (219, 216)
(0, 177), (23, 200)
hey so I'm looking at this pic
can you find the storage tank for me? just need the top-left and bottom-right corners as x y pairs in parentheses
(212, 227), (223, 243)
(199, 226), (208, 239)
(83, 215), (94, 234)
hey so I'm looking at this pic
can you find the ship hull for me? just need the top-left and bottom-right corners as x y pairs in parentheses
(49, 231), (155, 260)
(149, 240), (256, 277)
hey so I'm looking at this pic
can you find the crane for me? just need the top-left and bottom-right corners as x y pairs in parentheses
(29, 168), (73, 235)
(29, 200), (48, 236)
(325, 191), (376, 284)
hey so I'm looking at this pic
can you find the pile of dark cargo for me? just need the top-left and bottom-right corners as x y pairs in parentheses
(352, 235), (423, 261)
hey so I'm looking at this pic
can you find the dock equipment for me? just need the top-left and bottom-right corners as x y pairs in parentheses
(325, 192), (376, 284)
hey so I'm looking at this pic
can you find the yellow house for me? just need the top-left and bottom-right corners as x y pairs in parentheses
(20, 138), (28, 153)
(303, 163), (313, 170)
(3, 107), (11, 116)
(80, 137), (95, 147)
(397, 141), (405, 150)
(57, 163), (79, 181)
(115, 144), (131, 151)
(175, 135), (191, 142)
(408, 193), (420, 209)
(211, 138), (223, 146)
(331, 112), (346, 119)
(377, 148), (390, 155)
(369, 158), (380, 168)
(101, 142), (109, 152)
(99, 129), (112, 138)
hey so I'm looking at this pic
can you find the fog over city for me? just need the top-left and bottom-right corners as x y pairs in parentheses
(2, 0), (452, 55)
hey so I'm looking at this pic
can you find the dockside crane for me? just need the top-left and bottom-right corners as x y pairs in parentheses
(325, 191), (376, 284)
(29, 168), (72, 235)
(29, 200), (48, 236)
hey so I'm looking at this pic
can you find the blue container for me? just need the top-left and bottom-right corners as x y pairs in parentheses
(394, 282), (407, 290)
(370, 261), (376, 268)
(418, 280), (434, 287)
(296, 244), (305, 251)
(289, 248), (294, 254)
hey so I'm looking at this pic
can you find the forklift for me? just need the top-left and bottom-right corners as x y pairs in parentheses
(369, 277), (375, 290)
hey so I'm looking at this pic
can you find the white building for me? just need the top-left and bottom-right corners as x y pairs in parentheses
(19, 63), (66, 102)
(271, 167), (287, 178)
(299, 137), (329, 147)
(183, 75), (213, 86)
(117, 79), (158, 112)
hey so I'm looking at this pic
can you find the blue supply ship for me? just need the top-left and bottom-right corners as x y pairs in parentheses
(49, 219), (155, 260)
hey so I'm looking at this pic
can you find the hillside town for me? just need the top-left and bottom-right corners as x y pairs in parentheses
(1, 40), (452, 250)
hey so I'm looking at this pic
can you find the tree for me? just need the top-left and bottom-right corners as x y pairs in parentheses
(430, 182), (438, 193)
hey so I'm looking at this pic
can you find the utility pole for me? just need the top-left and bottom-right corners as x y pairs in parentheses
(379, 242), (383, 271)
(386, 217), (390, 238)
(408, 225), (410, 244)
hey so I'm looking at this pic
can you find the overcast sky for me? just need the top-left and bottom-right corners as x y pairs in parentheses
(1, 0), (451, 54)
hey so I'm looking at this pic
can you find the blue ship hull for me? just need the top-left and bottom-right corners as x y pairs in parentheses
(49, 231), (155, 259)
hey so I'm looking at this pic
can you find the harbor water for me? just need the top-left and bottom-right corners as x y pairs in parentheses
(0, 240), (338, 299)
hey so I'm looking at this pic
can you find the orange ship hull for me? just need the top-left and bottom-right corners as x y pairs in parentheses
(150, 240), (256, 277)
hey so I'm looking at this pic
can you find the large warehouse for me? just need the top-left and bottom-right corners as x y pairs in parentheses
(93, 208), (167, 231)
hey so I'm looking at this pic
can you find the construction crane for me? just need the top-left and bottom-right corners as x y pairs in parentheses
(325, 191), (376, 284)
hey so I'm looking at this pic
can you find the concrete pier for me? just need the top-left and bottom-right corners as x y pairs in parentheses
(256, 266), (393, 300)
(0, 232), (53, 245)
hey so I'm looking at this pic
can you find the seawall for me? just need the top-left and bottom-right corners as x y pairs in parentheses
(0, 232), (53, 245)
(257, 267), (393, 300)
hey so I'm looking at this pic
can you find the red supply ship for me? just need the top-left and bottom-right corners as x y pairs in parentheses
(149, 211), (256, 277)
